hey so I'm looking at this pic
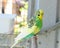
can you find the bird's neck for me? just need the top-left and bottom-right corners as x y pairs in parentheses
(39, 15), (43, 20)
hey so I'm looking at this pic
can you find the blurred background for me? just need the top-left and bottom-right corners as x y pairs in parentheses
(0, 0), (60, 48)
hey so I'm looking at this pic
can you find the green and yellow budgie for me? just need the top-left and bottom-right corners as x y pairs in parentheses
(11, 9), (44, 48)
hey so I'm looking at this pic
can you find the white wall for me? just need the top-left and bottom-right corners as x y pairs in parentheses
(39, 0), (57, 30)
(57, 0), (60, 48)
(0, 0), (2, 14)
(34, 0), (58, 48)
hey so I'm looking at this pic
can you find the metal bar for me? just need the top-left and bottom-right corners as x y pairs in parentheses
(34, 35), (38, 48)
(40, 21), (60, 33)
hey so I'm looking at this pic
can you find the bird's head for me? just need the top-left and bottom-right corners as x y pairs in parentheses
(36, 9), (44, 19)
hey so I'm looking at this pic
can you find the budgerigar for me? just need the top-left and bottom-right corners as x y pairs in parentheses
(11, 9), (44, 48)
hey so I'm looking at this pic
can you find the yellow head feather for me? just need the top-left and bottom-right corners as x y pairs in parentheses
(38, 9), (44, 19)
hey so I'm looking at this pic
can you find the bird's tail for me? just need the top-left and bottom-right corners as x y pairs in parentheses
(10, 41), (18, 48)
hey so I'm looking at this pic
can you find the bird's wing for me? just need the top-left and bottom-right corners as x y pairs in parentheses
(28, 16), (36, 27)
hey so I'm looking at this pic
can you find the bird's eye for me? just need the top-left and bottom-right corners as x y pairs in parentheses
(38, 14), (40, 16)
(37, 11), (40, 16)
